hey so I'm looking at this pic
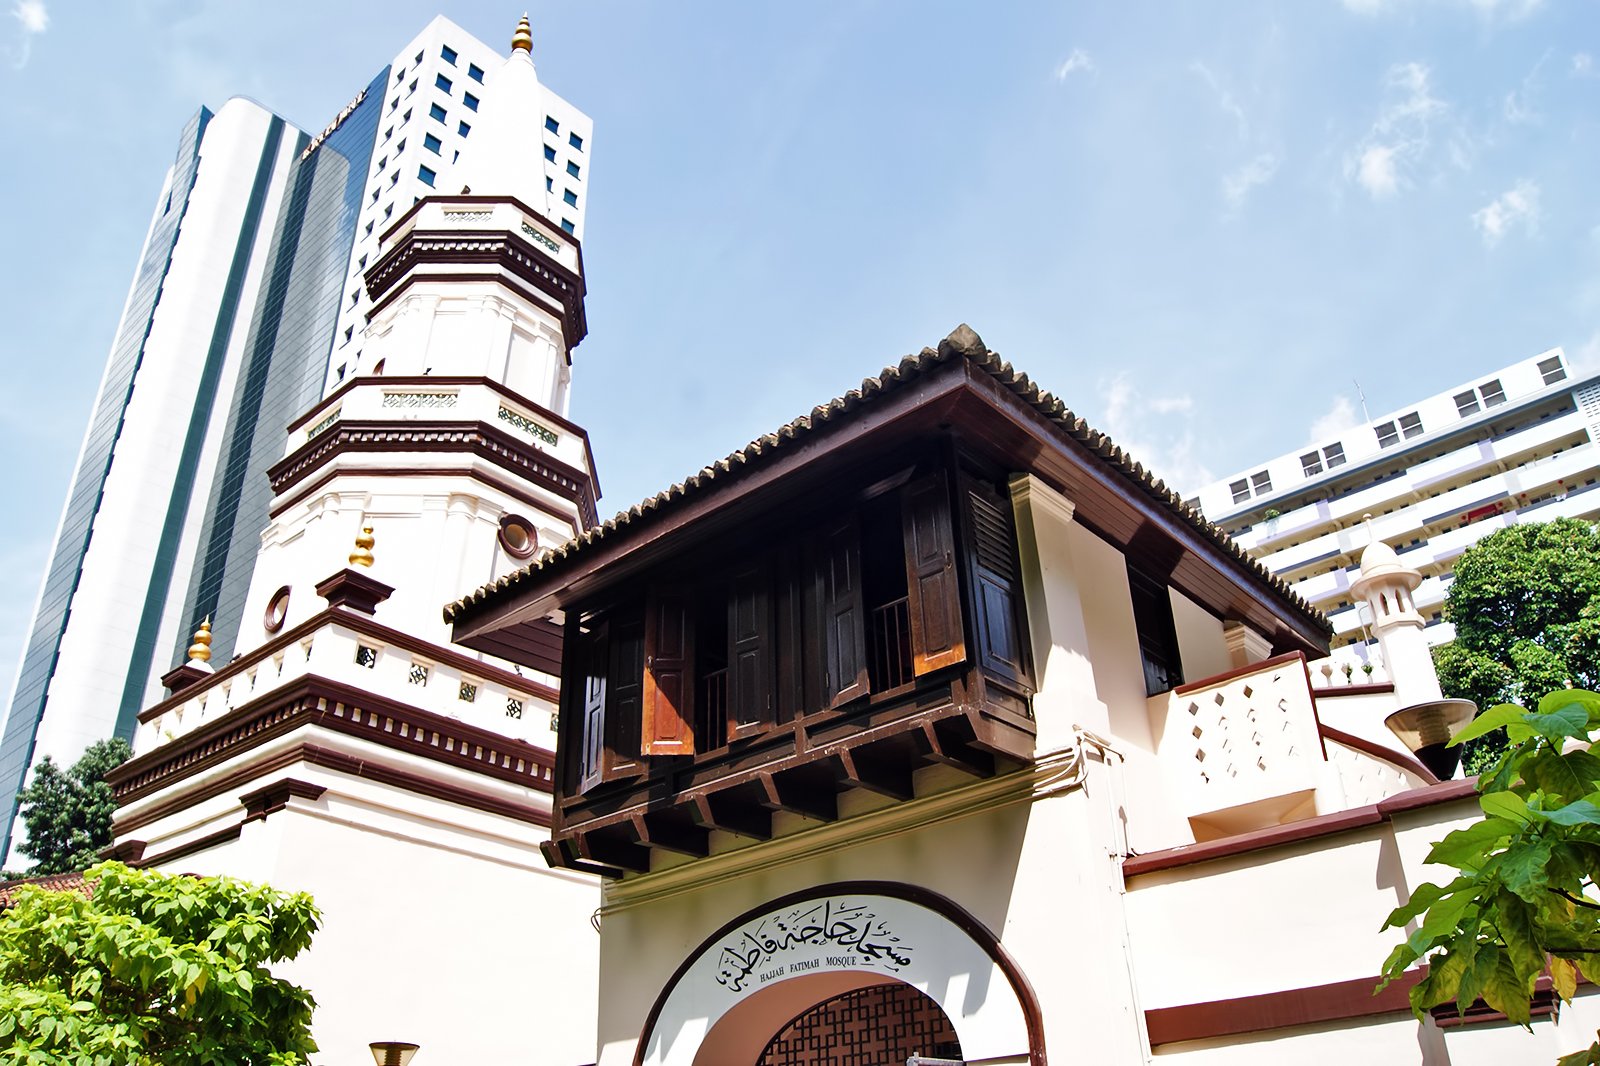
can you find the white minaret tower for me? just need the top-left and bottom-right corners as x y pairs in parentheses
(1349, 516), (1440, 708)
(232, 14), (596, 686)
(1351, 516), (1475, 778)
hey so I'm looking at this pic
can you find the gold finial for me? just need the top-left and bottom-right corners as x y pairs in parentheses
(350, 524), (376, 568)
(511, 13), (533, 53)
(186, 618), (212, 664)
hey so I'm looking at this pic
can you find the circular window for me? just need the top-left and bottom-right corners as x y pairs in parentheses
(263, 586), (291, 633)
(498, 516), (538, 560)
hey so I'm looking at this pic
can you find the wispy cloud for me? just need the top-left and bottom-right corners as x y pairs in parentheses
(1503, 52), (1549, 124)
(1341, 0), (1542, 19)
(1472, 179), (1540, 245)
(1345, 61), (1448, 199)
(1098, 375), (1214, 494)
(1308, 396), (1361, 444)
(1054, 49), (1096, 83)
(8, 0), (46, 69)
(1223, 153), (1280, 211)
(1189, 61), (1249, 138)
(1574, 53), (1595, 78)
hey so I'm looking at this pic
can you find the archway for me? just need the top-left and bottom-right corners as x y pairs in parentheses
(636, 882), (1044, 1066)
(758, 981), (962, 1065)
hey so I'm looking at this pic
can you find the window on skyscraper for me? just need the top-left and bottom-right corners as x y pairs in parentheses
(436, 74), (453, 93)
(1230, 479), (1250, 503)
(469, 63), (485, 83)
(1479, 379), (1507, 407)
(1540, 356), (1567, 385)
(545, 176), (553, 192)
(543, 145), (556, 162)
(545, 116), (560, 133)
(419, 165), (437, 187)
(567, 161), (581, 179)
(1250, 470), (1272, 495)
(563, 189), (578, 207)
(1454, 390), (1480, 418)
(441, 44), (458, 65)
(464, 92), (480, 112)
(569, 132), (584, 151)
(1375, 421), (1399, 448)
(561, 218), (575, 234)
(429, 103), (446, 123)
(408, 79), (418, 97)
(424, 133), (442, 154)
(458, 121), (471, 138)
(1300, 452), (1323, 477)
(1323, 442), (1347, 468)
(1399, 412), (1424, 438)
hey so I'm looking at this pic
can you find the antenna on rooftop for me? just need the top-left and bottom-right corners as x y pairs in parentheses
(1353, 379), (1371, 424)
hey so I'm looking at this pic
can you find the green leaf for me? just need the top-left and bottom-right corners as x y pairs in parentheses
(1472, 943), (1535, 1028)
(1495, 838), (1554, 902)
(1454, 703), (1531, 745)
(1522, 704), (1591, 744)
(1530, 798), (1600, 827)
(1538, 689), (1600, 726)
(1425, 818), (1518, 869)
(1557, 1040), (1600, 1066)
(1524, 749), (1600, 804)
(1480, 790), (1533, 825)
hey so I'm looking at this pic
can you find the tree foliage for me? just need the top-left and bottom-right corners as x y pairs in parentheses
(0, 861), (320, 1064)
(15, 737), (131, 875)
(1436, 518), (1600, 708)
(1379, 690), (1600, 1065)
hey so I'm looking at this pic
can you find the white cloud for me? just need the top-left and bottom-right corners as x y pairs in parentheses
(1341, 0), (1542, 18)
(1471, 179), (1540, 245)
(1189, 61), (1249, 139)
(1222, 153), (1280, 210)
(1054, 49), (1096, 82)
(8, 0), (45, 67)
(1344, 62), (1448, 199)
(1098, 375), (1214, 494)
(1308, 396), (1360, 445)
(1574, 53), (1595, 78)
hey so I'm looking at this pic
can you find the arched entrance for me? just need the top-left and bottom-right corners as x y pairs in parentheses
(757, 981), (962, 1066)
(636, 883), (1044, 1066)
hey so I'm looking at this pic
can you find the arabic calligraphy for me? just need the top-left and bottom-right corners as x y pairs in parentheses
(714, 899), (912, 993)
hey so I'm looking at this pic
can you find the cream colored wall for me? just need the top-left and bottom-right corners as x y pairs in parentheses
(1068, 524), (1151, 748)
(139, 764), (599, 1066)
(1170, 589), (1231, 684)
(1154, 1015), (1447, 1064)
(1442, 990), (1600, 1066)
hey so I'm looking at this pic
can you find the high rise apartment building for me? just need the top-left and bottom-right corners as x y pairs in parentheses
(0, 15), (592, 861)
(1192, 348), (1600, 660)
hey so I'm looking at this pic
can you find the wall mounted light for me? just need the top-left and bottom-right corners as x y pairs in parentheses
(1384, 698), (1477, 780)
(370, 1042), (420, 1066)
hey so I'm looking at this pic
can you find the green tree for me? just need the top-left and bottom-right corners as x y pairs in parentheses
(1379, 690), (1600, 1065)
(14, 736), (132, 875)
(0, 861), (319, 1063)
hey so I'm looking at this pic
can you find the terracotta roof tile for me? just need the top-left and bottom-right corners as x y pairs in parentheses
(0, 870), (90, 908)
(445, 326), (1328, 632)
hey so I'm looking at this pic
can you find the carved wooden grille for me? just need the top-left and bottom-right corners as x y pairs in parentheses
(757, 983), (961, 1066)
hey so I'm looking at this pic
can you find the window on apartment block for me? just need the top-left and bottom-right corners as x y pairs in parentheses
(407, 79), (418, 97)
(418, 164), (437, 187)
(569, 132), (584, 151)
(415, 50), (424, 63)
(436, 73), (453, 93)
(358, 254), (367, 270)
(1376, 421), (1400, 448)
(1230, 479), (1250, 504)
(543, 144), (557, 162)
(1301, 451), (1323, 477)
(383, 125), (393, 142)
(396, 138), (406, 153)
(563, 188), (578, 207)
(1479, 379), (1507, 407)
(364, 220), (374, 237)
(1128, 566), (1184, 697)
(545, 176), (554, 192)
(1323, 442), (1347, 468)
(561, 218), (576, 234)
(424, 133), (442, 154)
(383, 203), (394, 219)
(469, 63), (485, 83)
(429, 103), (446, 123)
(1540, 356), (1567, 385)
(464, 92), (480, 112)
(1250, 469), (1272, 495)
(545, 115), (560, 133)
(1455, 390), (1480, 418)
(567, 161), (581, 179)
(1399, 412), (1423, 439)
(441, 44), (458, 65)
(458, 121), (471, 138)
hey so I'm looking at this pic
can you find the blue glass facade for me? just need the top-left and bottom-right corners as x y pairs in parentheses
(0, 110), (214, 857)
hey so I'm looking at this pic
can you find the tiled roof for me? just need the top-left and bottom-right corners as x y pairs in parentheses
(0, 869), (90, 908)
(445, 325), (1328, 631)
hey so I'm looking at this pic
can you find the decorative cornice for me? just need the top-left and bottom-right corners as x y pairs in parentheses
(266, 419), (598, 529)
(239, 777), (327, 823)
(314, 568), (394, 615)
(365, 228), (586, 348)
(1008, 472), (1077, 527)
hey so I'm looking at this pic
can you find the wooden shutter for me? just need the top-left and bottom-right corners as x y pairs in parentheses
(604, 612), (645, 779)
(727, 563), (771, 741)
(901, 475), (967, 675)
(577, 620), (610, 793)
(965, 481), (1033, 690)
(773, 546), (806, 723)
(815, 515), (869, 707)
(641, 586), (696, 755)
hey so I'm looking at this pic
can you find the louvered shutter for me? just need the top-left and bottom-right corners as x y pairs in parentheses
(965, 481), (1032, 689)
(604, 612), (645, 779)
(577, 620), (610, 793)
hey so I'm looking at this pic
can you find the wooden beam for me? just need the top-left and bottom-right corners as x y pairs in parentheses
(577, 829), (652, 873)
(836, 743), (914, 801)
(631, 811), (710, 858)
(758, 765), (839, 822)
(916, 717), (996, 779)
(690, 790), (773, 841)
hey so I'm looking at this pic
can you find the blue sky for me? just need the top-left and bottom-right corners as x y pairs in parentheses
(0, 1), (1596, 695)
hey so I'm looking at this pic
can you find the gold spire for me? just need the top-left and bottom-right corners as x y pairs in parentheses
(511, 13), (533, 53)
(350, 524), (376, 568)
(186, 618), (212, 664)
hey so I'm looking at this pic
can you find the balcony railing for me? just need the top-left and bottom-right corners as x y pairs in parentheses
(697, 667), (729, 746)
(869, 597), (913, 692)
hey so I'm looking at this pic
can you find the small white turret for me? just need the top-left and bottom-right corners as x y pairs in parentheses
(1350, 515), (1440, 707)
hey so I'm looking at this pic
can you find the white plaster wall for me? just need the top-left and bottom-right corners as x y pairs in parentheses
(1154, 1015), (1446, 1064)
(1170, 589), (1231, 684)
(1068, 525), (1149, 747)
(139, 763), (598, 1066)
(29, 99), (289, 798)
(1312, 689), (1410, 756)
(1443, 990), (1600, 1066)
